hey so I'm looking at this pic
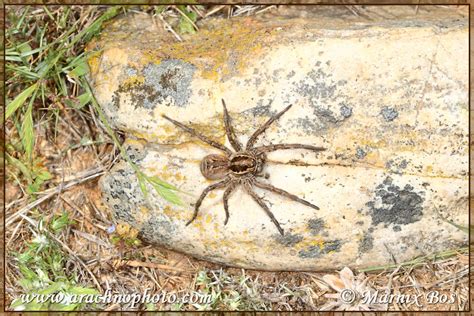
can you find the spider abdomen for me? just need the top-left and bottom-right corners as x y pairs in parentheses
(200, 154), (229, 180)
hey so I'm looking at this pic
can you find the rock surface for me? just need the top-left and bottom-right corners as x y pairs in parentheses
(89, 6), (469, 271)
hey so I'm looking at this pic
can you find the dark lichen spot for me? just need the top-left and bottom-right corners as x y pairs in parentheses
(102, 166), (147, 227)
(386, 159), (409, 175)
(125, 143), (146, 163)
(242, 99), (276, 117)
(383, 177), (393, 185)
(358, 233), (374, 253)
(339, 104), (352, 118)
(366, 177), (424, 228)
(158, 68), (179, 92)
(293, 68), (351, 133)
(275, 233), (304, 247)
(399, 159), (408, 169)
(356, 147), (367, 159)
(298, 239), (342, 258)
(272, 69), (284, 82)
(381, 106), (398, 121)
(307, 218), (325, 235)
(113, 60), (196, 110)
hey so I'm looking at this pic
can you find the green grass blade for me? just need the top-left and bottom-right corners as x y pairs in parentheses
(20, 101), (35, 161)
(6, 153), (33, 182)
(153, 183), (184, 206)
(6, 82), (38, 120)
(147, 175), (179, 191)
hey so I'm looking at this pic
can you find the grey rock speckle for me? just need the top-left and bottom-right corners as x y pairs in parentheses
(386, 159), (409, 174)
(298, 239), (342, 258)
(381, 106), (399, 121)
(294, 67), (350, 133)
(356, 147), (367, 159)
(275, 233), (304, 247)
(307, 218), (325, 235)
(359, 233), (374, 253)
(340, 104), (353, 118)
(142, 60), (196, 108)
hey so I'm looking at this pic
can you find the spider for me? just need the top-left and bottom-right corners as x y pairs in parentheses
(162, 99), (326, 235)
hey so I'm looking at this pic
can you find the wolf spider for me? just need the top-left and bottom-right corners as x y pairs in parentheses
(162, 99), (325, 235)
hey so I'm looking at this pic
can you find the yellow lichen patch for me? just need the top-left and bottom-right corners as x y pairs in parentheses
(122, 74), (145, 89)
(130, 118), (227, 145)
(204, 236), (260, 253)
(208, 192), (217, 199)
(87, 51), (103, 77)
(294, 235), (326, 252)
(116, 222), (139, 239)
(174, 172), (185, 181)
(358, 138), (388, 149)
(128, 18), (274, 82)
(124, 138), (146, 147)
(139, 49), (163, 69)
(148, 166), (188, 184)
(363, 151), (381, 164)
(134, 206), (151, 226)
(129, 131), (152, 141)
(162, 205), (187, 221)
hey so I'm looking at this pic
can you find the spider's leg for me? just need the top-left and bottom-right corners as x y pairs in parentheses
(244, 183), (284, 236)
(186, 178), (230, 226)
(245, 104), (293, 150)
(162, 114), (232, 155)
(256, 172), (270, 179)
(222, 99), (242, 152)
(253, 180), (319, 210)
(222, 181), (237, 225)
(254, 143), (326, 153)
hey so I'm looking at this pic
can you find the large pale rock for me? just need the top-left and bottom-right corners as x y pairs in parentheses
(89, 6), (469, 271)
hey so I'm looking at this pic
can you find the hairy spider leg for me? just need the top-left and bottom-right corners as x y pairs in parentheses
(254, 143), (326, 153)
(244, 182), (284, 236)
(253, 179), (319, 210)
(221, 99), (243, 152)
(222, 182), (237, 225)
(162, 114), (232, 155)
(186, 178), (230, 226)
(245, 104), (293, 150)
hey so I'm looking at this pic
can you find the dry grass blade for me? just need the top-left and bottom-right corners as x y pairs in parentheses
(157, 14), (182, 42)
(6, 167), (104, 226)
(119, 260), (192, 273)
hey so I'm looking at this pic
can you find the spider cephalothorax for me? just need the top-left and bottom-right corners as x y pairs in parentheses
(162, 99), (325, 235)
